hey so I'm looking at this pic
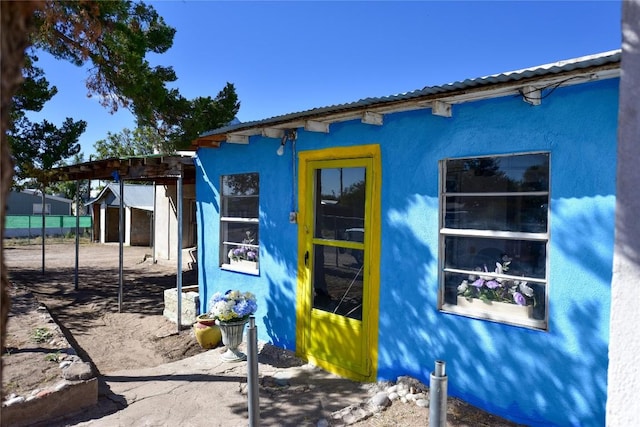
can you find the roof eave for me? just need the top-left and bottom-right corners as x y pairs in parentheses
(194, 50), (620, 147)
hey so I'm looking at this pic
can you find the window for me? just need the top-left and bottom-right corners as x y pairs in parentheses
(220, 173), (259, 274)
(33, 203), (51, 215)
(439, 152), (549, 329)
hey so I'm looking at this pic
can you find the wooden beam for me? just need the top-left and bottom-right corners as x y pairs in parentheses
(432, 100), (452, 118)
(226, 134), (250, 144)
(261, 128), (285, 139)
(304, 120), (329, 133)
(362, 111), (383, 126)
(521, 85), (542, 106)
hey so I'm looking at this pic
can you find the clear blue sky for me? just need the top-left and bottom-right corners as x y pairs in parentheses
(28, 0), (622, 158)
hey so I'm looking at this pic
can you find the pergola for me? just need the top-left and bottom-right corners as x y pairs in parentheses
(48, 153), (196, 331)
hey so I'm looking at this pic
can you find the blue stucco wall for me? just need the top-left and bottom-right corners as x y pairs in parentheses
(195, 78), (618, 426)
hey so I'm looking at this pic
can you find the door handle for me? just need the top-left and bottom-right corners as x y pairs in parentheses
(304, 250), (309, 267)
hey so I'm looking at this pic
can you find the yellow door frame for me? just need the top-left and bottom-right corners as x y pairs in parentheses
(295, 144), (381, 382)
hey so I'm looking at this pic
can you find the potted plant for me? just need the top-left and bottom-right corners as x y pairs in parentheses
(205, 290), (257, 362)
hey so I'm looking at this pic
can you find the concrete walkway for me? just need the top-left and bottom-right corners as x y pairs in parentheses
(52, 344), (376, 427)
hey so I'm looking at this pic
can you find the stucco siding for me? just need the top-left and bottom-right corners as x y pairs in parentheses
(154, 184), (196, 261)
(196, 78), (618, 426)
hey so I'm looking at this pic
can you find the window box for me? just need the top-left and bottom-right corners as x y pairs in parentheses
(222, 260), (259, 275)
(456, 296), (532, 320)
(230, 259), (257, 267)
(445, 296), (544, 329)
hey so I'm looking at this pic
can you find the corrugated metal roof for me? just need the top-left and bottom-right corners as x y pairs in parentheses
(87, 183), (154, 211)
(19, 189), (73, 204)
(199, 50), (620, 139)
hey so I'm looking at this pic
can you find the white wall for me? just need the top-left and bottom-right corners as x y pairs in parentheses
(607, 1), (640, 424)
(153, 183), (195, 262)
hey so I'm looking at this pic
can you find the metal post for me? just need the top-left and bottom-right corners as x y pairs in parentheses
(118, 178), (124, 312)
(75, 180), (80, 290)
(152, 181), (156, 264)
(176, 175), (183, 332)
(90, 183), (94, 243)
(429, 360), (447, 427)
(247, 316), (260, 426)
(41, 189), (45, 275)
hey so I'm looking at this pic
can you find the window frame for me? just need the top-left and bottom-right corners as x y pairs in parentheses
(438, 151), (549, 330)
(219, 172), (260, 275)
(33, 203), (51, 215)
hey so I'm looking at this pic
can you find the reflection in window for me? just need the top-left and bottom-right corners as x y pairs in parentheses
(312, 167), (366, 320)
(439, 153), (549, 329)
(315, 167), (366, 239)
(313, 244), (363, 320)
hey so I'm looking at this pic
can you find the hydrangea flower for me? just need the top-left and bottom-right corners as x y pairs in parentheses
(207, 290), (257, 322)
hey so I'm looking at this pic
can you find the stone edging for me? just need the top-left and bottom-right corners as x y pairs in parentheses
(1, 299), (98, 427)
(327, 376), (430, 426)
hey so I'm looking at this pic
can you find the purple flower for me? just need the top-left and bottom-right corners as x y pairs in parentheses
(471, 279), (485, 287)
(513, 292), (527, 306)
(486, 280), (500, 289)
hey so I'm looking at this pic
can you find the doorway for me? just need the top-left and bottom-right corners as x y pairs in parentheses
(296, 145), (381, 381)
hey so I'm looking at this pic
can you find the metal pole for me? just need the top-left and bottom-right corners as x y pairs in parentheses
(118, 178), (124, 312)
(176, 175), (183, 332)
(75, 180), (80, 290)
(90, 186), (95, 243)
(152, 181), (156, 264)
(41, 189), (45, 275)
(429, 360), (448, 427)
(247, 316), (260, 426)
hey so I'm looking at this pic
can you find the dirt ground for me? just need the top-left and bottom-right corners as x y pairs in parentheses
(2, 240), (523, 426)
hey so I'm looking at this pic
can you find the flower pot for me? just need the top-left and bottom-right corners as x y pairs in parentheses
(193, 314), (222, 349)
(217, 318), (249, 362)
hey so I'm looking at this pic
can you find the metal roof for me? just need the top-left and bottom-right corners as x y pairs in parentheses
(88, 183), (154, 211)
(195, 50), (621, 145)
(18, 189), (73, 204)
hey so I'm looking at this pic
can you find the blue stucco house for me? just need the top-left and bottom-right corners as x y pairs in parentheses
(192, 50), (620, 426)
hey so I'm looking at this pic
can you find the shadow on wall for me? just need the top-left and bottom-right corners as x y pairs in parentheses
(194, 154), (220, 313)
(376, 194), (610, 426)
(261, 208), (298, 351)
(263, 274), (297, 351)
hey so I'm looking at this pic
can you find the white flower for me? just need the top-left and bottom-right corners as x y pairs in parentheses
(518, 281), (534, 297)
(458, 280), (469, 293)
(494, 262), (506, 283)
(479, 265), (493, 281)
